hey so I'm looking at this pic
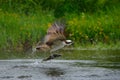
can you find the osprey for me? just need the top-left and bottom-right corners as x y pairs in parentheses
(33, 21), (72, 61)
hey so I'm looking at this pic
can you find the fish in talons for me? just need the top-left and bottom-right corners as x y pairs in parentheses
(42, 54), (62, 61)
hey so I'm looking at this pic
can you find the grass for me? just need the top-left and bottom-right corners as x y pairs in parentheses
(0, 5), (120, 52)
(0, 11), (55, 51)
(66, 6), (120, 44)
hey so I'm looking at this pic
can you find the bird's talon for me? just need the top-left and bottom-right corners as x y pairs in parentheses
(42, 54), (62, 61)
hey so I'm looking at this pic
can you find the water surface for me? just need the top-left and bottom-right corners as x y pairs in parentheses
(0, 50), (120, 80)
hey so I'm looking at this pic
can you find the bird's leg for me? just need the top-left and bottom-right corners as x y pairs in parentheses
(42, 53), (62, 61)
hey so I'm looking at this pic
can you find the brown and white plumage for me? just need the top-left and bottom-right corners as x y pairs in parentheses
(33, 21), (72, 61)
(44, 22), (66, 46)
(35, 21), (72, 52)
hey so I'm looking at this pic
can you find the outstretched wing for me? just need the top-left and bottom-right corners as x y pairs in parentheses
(44, 21), (66, 46)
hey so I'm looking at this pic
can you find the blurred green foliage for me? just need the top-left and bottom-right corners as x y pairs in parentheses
(0, 0), (119, 16)
(0, 0), (120, 52)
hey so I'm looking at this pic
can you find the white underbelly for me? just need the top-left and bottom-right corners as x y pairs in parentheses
(50, 43), (65, 52)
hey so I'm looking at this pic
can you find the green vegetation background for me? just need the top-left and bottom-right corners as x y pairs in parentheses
(0, 0), (120, 52)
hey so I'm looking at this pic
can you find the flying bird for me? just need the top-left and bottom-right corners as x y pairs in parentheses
(33, 21), (72, 61)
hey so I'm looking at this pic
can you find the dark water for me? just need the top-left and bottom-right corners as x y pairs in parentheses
(0, 50), (120, 80)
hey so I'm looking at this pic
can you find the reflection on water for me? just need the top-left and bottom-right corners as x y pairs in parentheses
(0, 50), (120, 80)
(0, 76), (14, 79)
(44, 68), (65, 77)
(17, 75), (32, 79)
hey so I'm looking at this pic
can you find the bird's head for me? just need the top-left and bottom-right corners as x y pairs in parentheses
(64, 40), (73, 46)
